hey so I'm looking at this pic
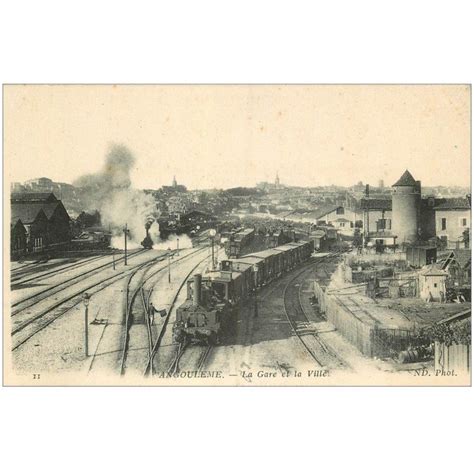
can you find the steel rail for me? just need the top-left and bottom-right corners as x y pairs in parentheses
(11, 248), (147, 314)
(296, 262), (350, 370)
(11, 254), (162, 350)
(11, 251), (133, 285)
(281, 253), (341, 367)
(142, 252), (210, 377)
(119, 247), (209, 376)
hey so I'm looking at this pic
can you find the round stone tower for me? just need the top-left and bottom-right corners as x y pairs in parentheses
(391, 170), (420, 244)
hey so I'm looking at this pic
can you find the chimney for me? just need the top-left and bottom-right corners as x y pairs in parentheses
(193, 274), (202, 306)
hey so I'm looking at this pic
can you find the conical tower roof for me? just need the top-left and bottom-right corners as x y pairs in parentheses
(393, 170), (417, 187)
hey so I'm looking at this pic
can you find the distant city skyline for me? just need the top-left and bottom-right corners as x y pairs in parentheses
(5, 85), (471, 190)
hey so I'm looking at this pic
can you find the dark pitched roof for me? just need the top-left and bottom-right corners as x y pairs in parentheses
(355, 198), (392, 211)
(438, 249), (471, 270)
(451, 249), (471, 268)
(11, 204), (48, 225)
(393, 170), (417, 187)
(434, 197), (471, 210)
(11, 219), (26, 231)
(11, 192), (58, 203)
(11, 202), (66, 225)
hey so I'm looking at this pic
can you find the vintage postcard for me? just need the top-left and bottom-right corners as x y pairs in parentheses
(3, 84), (471, 386)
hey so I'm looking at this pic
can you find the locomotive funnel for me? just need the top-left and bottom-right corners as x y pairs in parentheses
(193, 273), (202, 306)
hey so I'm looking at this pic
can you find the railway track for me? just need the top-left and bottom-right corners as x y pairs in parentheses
(10, 251), (163, 351)
(297, 265), (351, 370)
(11, 249), (146, 315)
(11, 260), (43, 275)
(282, 253), (348, 370)
(166, 343), (212, 376)
(119, 247), (210, 376)
(11, 252), (122, 285)
(164, 253), (341, 377)
(13, 247), (210, 354)
(142, 251), (211, 377)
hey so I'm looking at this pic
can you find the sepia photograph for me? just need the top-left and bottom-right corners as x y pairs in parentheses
(3, 84), (471, 386)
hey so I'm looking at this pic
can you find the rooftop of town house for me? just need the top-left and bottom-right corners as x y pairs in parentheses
(433, 197), (471, 210)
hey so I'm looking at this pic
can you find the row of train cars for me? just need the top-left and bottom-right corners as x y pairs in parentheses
(173, 240), (314, 345)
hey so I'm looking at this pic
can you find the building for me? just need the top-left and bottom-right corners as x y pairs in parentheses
(358, 197), (392, 232)
(11, 192), (71, 255)
(391, 170), (421, 244)
(11, 219), (27, 258)
(313, 205), (356, 235)
(418, 265), (448, 302)
(436, 249), (471, 288)
(434, 197), (471, 249)
(10, 182), (25, 193)
(24, 177), (54, 191)
(406, 245), (437, 268)
(167, 195), (189, 216)
(10, 206), (49, 253)
(11, 192), (58, 204)
(162, 176), (187, 194)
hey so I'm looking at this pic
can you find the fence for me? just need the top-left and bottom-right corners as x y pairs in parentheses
(314, 281), (376, 356)
(314, 279), (430, 359)
(372, 327), (431, 359)
(435, 342), (470, 373)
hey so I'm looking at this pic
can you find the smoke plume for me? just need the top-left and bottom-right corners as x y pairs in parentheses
(74, 144), (158, 249)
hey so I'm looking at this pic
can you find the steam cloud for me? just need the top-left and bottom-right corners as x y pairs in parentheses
(74, 144), (158, 249)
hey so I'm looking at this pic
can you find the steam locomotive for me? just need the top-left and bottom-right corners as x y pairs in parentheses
(173, 240), (314, 345)
(141, 218), (155, 249)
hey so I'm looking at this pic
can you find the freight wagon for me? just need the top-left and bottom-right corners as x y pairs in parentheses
(173, 240), (314, 344)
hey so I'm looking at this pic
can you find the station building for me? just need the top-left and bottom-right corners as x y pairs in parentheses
(10, 192), (71, 257)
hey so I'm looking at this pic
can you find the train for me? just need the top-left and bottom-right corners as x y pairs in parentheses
(224, 228), (255, 258)
(173, 240), (314, 345)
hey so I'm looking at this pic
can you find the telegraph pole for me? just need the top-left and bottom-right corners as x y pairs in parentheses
(253, 266), (259, 318)
(211, 237), (215, 269)
(210, 229), (217, 270)
(123, 223), (129, 265)
(82, 293), (90, 357)
(168, 247), (171, 283)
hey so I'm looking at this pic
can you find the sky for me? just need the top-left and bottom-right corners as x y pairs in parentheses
(4, 85), (471, 190)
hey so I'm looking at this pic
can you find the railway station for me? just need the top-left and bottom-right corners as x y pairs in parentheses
(9, 166), (471, 383)
(5, 88), (471, 386)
